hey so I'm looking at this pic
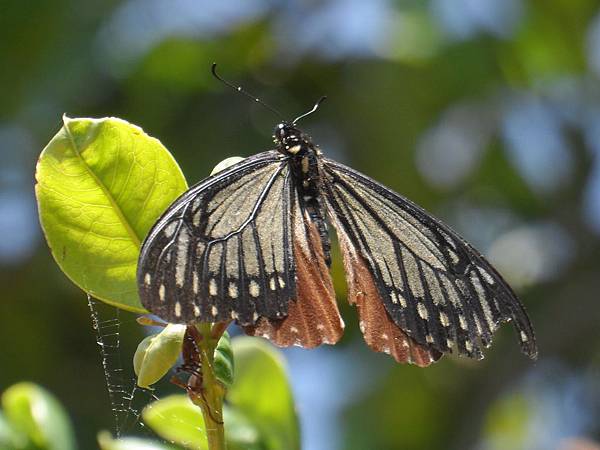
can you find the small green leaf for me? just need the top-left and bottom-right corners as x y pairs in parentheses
(228, 337), (299, 450)
(134, 324), (186, 388)
(142, 395), (207, 450)
(98, 431), (178, 450)
(214, 331), (234, 389)
(1, 383), (75, 450)
(35, 116), (188, 312)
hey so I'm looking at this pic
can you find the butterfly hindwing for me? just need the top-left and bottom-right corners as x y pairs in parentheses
(334, 214), (442, 366)
(137, 151), (296, 325)
(244, 184), (344, 347)
(322, 159), (537, 360)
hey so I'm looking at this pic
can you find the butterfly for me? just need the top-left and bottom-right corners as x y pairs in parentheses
(137, 67), (537, 367)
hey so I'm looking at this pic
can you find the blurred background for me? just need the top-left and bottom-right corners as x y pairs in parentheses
(2, 0), (600, 449)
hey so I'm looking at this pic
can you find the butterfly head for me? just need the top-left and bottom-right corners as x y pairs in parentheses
(273, 122), (311, 156)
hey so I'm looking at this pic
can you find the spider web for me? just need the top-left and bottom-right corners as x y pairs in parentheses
(87, 295), (205, 443)
(87, 295), (158, 437)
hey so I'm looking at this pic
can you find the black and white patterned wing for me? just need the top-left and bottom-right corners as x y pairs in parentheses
(137, 151), (296, 325)
(322, 159), (537, 360)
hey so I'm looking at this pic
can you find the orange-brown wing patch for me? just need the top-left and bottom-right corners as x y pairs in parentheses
(244, 212), (344, 348)
(336, 223), (442, 367)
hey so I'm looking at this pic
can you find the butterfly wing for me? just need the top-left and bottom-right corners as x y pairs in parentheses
(138, 151), (296, 325)
(244, 183), (344, 347)
(322, 159), (537, 362)
(138, 150), (344, 347)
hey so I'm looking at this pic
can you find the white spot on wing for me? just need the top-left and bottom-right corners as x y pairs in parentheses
(269, 277), (276, 291)
(520, 331), (528, 342)
(193, 210), (201, 227)
(209, 279), (218, 296)
(164, 222), (177, 238)
(474, 316), (483, 334)
(228, 283), (238, 298)
(211, 305), (218, 316)
(174, 301), (181, 317)
(249, 280), (260, 297)
(175, 228), (190, 286)
(398, 293), (407, 308)
(193, 305), (200, 317)
(479, 267), (495, 285)
(439, 311), (450, 327)
(192, 272), (199, 294)
(144, 273), (151, 286)
(459, 314), (468, 330)
(159, 284), (165, 302)
(417, 303), (429, 320)
(448, 249), (460, 264)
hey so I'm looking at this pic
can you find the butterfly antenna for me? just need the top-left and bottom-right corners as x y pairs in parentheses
(211, 63), (284, 120)
(292, 96), (327, 124)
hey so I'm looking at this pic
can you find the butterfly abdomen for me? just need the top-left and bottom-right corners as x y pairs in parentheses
(291, 153), (332, 266)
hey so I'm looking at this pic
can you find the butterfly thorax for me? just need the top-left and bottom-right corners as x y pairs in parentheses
(273, 122), (322, 188)
(274, 122), (332, 266)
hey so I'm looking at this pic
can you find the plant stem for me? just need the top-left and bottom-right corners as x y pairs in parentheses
(195, 323), (226, 450)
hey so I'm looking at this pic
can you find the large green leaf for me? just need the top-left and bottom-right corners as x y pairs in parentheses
(228, 337), (300, 450)
(1, 383), (75, 450)
(223, 406), (264, 450)
(35, 116), (188, 312)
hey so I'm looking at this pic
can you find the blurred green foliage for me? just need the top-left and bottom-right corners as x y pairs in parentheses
(2, 0), (600, 449)
(1, 334), (298, 449)
(0, 382), (75, 450)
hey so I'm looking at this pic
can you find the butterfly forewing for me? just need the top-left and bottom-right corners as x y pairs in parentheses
(137, 151), (296, 325)
(322, 159), (537, 359)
